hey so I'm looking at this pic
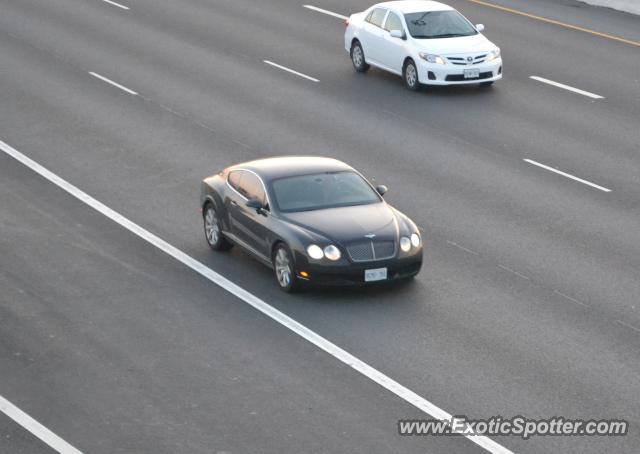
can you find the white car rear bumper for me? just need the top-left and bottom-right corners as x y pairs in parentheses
(417, 58), (503, 85)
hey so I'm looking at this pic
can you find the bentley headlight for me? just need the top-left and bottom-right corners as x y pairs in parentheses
(307, 244), (324, 260)
(411, 233), (421, 248)
(487, 48), (500, 61)
(400, 237), (411, 252)
(419, 53), (445, 65)
(323, 245), (341, 261)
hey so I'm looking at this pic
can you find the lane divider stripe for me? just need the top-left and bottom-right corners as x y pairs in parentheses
(89, 72), (137, 95)
(0, 394), (83, 454)
(101, 0), (129, 11)
(263, 60), (319, 82)
(302, 4), (348, 20)
(529, 76), (604, 99)
(524, 159), (611, 192)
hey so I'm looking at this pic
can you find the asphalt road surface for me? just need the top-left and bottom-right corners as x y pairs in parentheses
(1, 0), (639, 453)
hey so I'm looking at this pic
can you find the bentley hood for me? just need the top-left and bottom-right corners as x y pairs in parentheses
(282, 203), (403, 244)
(412, 33), (494, 55)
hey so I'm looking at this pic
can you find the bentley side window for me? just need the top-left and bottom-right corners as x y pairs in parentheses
(228, 170), (242, 191)
(236, 172), (268, 209)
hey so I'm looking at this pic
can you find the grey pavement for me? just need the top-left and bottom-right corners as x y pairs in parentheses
(1, 0), (639, 453)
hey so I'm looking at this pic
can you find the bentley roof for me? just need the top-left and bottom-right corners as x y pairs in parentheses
(228, 156), (355, 180)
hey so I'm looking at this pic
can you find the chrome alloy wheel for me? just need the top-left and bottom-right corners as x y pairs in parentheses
(405, 63), (417, 88)
(352, 45), (363, 67)
(204, 207), (220, 246)
(350, 41), (369, 73)
(274, 248), (292, 288)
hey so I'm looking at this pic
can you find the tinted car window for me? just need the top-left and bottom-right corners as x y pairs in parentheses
(367, 8), (387, 27)
(404, 11), (477, 39)
(238, 172), (266, 204)
(228, 170), (242, 191)
(271, 171), (381, 213)
(365, 10), (373, 22)
(384, 12), (403, 32)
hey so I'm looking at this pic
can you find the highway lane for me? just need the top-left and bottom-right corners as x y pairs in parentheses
(3, 0), (637, 206)
(1, 0), (639, 453)
(2, 0), (638, 210)
(0, 155), (481, 454)
(3, 0), (637, 323)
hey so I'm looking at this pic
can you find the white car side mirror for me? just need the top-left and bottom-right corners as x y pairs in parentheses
(475, 24), (485, 32)
(389, 29), (405, 39)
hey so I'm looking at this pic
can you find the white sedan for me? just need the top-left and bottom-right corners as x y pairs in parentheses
(344, 1), (502, 90)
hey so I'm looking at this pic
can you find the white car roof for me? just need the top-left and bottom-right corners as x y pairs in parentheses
(373, 1), (454, 14)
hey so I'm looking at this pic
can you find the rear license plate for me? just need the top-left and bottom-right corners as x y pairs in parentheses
(463, 68), (480, 79)
(365, 268), (387, 282)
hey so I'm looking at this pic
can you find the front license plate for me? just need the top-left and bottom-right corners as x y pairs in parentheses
(463, 68), (480, 79)
(365, 267), (387, 282)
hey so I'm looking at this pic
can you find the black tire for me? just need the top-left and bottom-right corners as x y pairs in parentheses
(272, 244), (299, 293)
(479, 81), (494, 87)
(403, 59), (420, 91)
(350, 40), (370, 73)
(203, 203), (233, 251)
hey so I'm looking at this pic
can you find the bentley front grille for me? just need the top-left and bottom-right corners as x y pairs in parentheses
(346, 240), (395, 262)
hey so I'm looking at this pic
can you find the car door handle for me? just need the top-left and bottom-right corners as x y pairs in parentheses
(231, 200), (239, 206)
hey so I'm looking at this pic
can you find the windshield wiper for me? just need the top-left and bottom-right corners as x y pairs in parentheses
(425, 33), (469, 39)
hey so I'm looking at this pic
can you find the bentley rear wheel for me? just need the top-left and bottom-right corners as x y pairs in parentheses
(204, 204), (232, 251)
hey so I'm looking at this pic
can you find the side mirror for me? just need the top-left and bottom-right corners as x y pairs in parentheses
(246, 198), (263, 212)
(376, 185), (388, 196)
(475, 24), (485, 32)
(389, 30), (405, 39)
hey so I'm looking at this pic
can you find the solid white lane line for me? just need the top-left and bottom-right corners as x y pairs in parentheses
(497, 264), (530, 280)
(101, 0), (129, 10)
(89, 72), (137, 95)
(616, 320), (640, 334)
(263, 60), (319, 83)
(529, 76), (604, 99)
(0, 395), (83, 454)
(554, 290), (589, 308)
(0, 138), (513, 454)
(303, 4), (348, 20)
(524, 159), (611, 192)
(446, 240), (479, 256)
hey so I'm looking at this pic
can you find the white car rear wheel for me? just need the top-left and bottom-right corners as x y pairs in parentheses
(350, 41), (370, 73)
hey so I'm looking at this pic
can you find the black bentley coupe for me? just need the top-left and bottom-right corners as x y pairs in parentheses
(200, 157), (422, 291)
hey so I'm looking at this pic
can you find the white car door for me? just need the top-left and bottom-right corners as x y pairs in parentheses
(359, 7), (388, 65)
(378, 11), (407, 74)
